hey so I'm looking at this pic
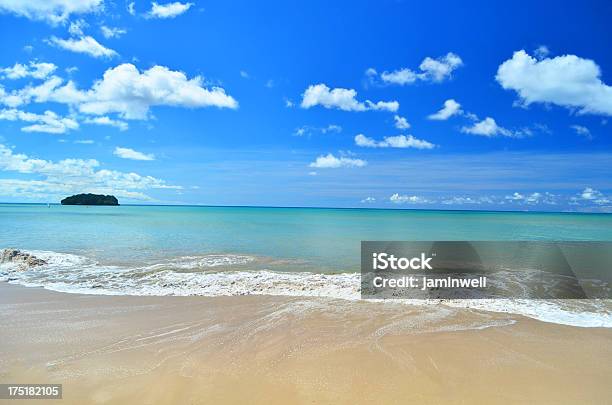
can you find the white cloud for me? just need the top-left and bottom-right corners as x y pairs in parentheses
(373, 53), (463, 85)
(0, 143), (179, 201)
(575, 188), (610, 205)
(355, 134), (435, 149)
(76, 64), (238, 118)
(540, 194), (559, 205)
(393, 115), (410, 129)
(1, 61), (57, 80)
(147, 1), (193, 19)
(390, 194), (499, 206)
(1, 64), (238, 120)
(84, 116), (128, 131)
(0, 76), (67, 107)
(239, 70), (249, 79)
(389, 193), (430, 204)
(571, 125), (591, 139)
(309, 153), (366, 168)
(68, 19), (87, 36)
(0, 178), (158, 201)
(47, 36), (118, 59)
(294, 124), (342, 136)
(504, 191), (557, 205)
(0, 76), (63, 107)
(322, 124), (342, 133)
(580, 187), (602, 200)
(0, 0), (103, 25)
(505, 192), (524, 201)
(127, 2), (136, 15)
(353, 134), (377, 147)
(74, 139), (94, 144)
(372, 101), (399, 112)
(496, 50), (612, 116)
(89, 64), (236, 118)
(461, 117), (513, 137)
(301, 83), (398, 112)
(441, 196), (486, 205)
(0, 108), (78, 133)
(101, 26), (127, 39)
(114, 147), (155, 161)
(380, 69), (418, 86)
(428, 99), (462, 120)
(534, 45), (550, 60)
(419, 53), (463, 82)
(261, 189), (612, 209)
(525, 192), (542, 203)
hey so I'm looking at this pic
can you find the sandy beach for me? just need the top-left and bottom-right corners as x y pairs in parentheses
(1, 283), (611, 404)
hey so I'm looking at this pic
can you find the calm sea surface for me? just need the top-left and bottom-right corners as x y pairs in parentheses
(2, 204), (611, 272)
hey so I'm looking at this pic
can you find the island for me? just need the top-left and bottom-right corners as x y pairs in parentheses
(61, 193), (119, 206)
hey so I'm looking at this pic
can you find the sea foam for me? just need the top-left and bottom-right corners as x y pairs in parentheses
(1, 249), (610, 329)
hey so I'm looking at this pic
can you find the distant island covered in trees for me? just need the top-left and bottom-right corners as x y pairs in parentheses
(60, 194), (119, 206)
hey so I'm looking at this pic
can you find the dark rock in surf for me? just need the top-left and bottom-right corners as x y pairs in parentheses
(1, 248), (47, 270)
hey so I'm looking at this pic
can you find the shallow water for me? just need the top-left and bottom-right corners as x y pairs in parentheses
(2, 204), (612, 269)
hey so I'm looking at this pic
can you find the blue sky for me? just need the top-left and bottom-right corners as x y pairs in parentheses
(0, 0), (611, 211)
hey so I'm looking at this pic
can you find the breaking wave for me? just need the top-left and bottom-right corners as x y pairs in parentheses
(1, 249), (610, 328)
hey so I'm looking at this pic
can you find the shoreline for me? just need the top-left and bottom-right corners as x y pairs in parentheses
(3, 247), (611, 329)
(1, 282), (611, 404)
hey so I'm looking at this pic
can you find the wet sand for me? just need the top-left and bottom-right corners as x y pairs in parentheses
(1, 283), (611, 404)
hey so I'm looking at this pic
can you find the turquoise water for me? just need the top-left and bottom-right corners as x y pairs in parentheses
(2, 204), (612, 272)
(2, 204), (612, 327)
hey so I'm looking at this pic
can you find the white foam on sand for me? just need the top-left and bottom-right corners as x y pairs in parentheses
(1, 249), (610, 329)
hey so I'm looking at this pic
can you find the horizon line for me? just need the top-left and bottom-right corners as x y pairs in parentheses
(0, 202), (610, 215)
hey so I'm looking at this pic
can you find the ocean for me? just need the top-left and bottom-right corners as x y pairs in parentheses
(1, 203), (611, 327)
